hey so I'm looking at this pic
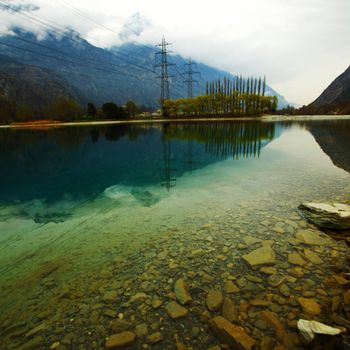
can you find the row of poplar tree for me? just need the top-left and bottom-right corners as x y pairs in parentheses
(163, 76), (278, 117)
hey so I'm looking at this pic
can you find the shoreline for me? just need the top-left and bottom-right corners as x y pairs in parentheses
(0, 115), (350, 129)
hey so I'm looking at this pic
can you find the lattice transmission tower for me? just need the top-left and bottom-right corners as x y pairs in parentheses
(154, 36), (175, 112)
(184, 58), (199, 98)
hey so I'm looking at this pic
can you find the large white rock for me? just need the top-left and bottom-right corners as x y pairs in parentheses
(297, 319), (341, 344)
(298, 202), (350, 230)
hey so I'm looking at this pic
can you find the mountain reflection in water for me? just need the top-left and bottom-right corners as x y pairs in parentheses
(0, 122), (276, 202)
(305, 120), (350, 174)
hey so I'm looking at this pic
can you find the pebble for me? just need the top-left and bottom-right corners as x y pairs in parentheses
(224, 280), (239, 294)
(260, 267), (277, 275)
(151, 298), (163, 309)
(25, 323), (46, 338)
(256, 311), (285, 341)
(210, 316), (256, 350)
(174, 278), (192, 305)
(147, 332), (163, 344)
(206, 290), (224, 311)
(105, 331), (136, 348)
(165, 301), (188, 319)
(288, 252), (307, 266)
(103, 291), (118, 303)
(110, 319), (132, 333)
(222, 297), (239, 323)
(344, 289), (350, 305)
(279, 284), (290, 297)
(297, 297), (321, 316)
(17, 336), (43, 350)
(303, 248), (322, 264)
(129, 292), (148, 303)
(135, 324), (148, 337)
(104, 310), (118, 318)
(250, 300), (271, 307)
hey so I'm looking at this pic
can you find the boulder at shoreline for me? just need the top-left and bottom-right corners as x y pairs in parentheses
(298, 202), (350, 230)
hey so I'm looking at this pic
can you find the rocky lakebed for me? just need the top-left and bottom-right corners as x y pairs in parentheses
(1, 201), (350, 350)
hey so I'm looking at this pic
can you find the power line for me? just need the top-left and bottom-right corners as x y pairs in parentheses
(0, 40), (155, 83)
(53, 0), (157, 65)
(0, 1), (156, 76)
(1, 1), (202, 102)
(55, 0), (124, 34)
(0, 1), (74, 37)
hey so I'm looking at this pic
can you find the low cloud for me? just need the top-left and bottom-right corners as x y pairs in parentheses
(119, 12), (151, 42)
(0, 2), (40, 13)
(0, 0), (349, 105)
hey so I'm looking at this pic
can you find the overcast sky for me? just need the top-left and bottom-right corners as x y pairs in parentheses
(1, 0), (349, 105)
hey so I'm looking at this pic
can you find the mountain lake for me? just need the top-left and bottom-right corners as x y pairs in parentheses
(0, 117), (350, 350)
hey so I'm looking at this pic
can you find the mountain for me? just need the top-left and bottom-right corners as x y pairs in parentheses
(0, 30), (289, 109)
(306, 65), (350, 114)
(0, 54), (82, 109)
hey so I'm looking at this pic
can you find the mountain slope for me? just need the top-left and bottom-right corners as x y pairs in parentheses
(0, 30), (289, 108)
(110, 43), (290, 108)
(0, 54), (83, 109)
(308, 65), (350, 114)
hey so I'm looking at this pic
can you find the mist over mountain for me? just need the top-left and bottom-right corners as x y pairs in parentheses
(118, 12), (152, 42)
(0, 29), (289, 109)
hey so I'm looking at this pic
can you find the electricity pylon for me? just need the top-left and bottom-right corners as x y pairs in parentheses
(154, 36), (175, 113)
(183, 58), (199, 98)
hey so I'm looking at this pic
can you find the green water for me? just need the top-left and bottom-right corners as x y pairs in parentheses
(0, 119), (350, 349)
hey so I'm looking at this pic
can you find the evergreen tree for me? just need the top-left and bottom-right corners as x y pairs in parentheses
(87, 102), (97, 117)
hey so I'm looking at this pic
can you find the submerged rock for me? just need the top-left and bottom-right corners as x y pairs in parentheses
(147, 332), (163, 344)
(103, 291), (118, 303)
(288, 252), (307, 266)
(260, 267), (277, 275)
(297, 297), (321, 316)
(243, 236), (262, 246)
(165, 301), (188, 319)
(295, 229), (331, 246)
(206, 290), (224, 311)
(224, 280), (240, 294)
(105, 331), (136, 348)
(297, 319), (341, 344)
(135, 323), (148, 337)
(222, 298), (239, 323)
(110, 319), (132, 333)
(18, 336), (43, 350)
(25, 323), (46, 337)
(303, 248), (322, 264)
(256, 311), (285, 341)
(210, 316), (256, 350)
(298, 202), (350, 230)
(174, 278), (192, 305)
(128, 292), (148, 303)
(242, 246), (276, 268)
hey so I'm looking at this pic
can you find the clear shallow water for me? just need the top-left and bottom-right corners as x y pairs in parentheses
(0, 119), (350, 349)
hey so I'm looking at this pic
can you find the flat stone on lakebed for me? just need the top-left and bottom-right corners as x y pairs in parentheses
(242, 246), (276, 267)
(165, 301), (188, 319)
(105, 331), (136, 348)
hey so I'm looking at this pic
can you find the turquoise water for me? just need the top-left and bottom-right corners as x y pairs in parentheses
(0, 119), (350, 349)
